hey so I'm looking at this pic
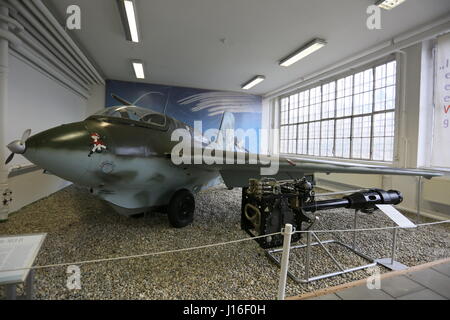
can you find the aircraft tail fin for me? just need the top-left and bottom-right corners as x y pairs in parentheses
(217, 112), (235, 151)
(218, 112), (235, 134)
(217, 112), (248, 153)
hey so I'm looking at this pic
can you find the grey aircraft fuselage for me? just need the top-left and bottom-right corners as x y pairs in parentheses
(20, 106), (220, 215)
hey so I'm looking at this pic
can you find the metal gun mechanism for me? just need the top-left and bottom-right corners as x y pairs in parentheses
(241, 177), (317, 249)
(241, 177), (404, 249)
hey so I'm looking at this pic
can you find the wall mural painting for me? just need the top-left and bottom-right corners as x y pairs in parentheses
(105, 80), (263, 153)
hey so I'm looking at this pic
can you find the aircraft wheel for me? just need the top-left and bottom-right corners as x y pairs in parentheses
(168, 189), (195, 228)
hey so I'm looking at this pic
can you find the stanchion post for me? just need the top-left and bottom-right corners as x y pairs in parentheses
(305, 231), (312, 281)
(26, 269), (35, 300)
(416, 176), (422, 223)
(277, 224), (293, 300)
(352, 210), (358, 250)
(391, 227), (398, 265)
(5, 284), (16, 300)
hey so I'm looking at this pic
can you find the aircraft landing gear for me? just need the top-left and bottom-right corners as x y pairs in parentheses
(168, 189), (195, 228)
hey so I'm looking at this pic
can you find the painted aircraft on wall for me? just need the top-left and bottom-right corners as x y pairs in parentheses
(105, 80), (263, 153)
(5, 97), (442, 228)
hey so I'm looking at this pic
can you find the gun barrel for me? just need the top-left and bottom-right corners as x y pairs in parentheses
(301, 189), (403, 212)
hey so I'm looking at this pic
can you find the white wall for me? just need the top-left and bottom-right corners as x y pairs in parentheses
(7, 54), (87, 166)
(86, 84), (106, 116)
(6, 54), (104, 213)
(259, 99), (270, 155)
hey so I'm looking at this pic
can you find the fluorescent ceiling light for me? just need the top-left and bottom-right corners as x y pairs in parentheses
(132, 61), (145, 79)
(376, 0), (406, 10)
(120, 0), (139, 42)
(279, 39), (327, 67)
(241, 75), (265, 90)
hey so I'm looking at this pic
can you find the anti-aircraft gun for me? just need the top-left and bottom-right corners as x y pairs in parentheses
(241, 177), (403, 248)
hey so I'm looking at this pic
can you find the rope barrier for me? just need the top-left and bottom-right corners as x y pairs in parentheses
(291, 219), (450, 235)
(415, 220), (450, 227)
(1, 220), (449, 274)
(0, 231), (282, 273)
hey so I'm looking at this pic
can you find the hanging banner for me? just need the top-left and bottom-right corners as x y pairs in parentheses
(431, 33), (450, 168)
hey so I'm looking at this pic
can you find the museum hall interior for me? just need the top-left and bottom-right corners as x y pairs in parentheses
(0, 0), (449, 303)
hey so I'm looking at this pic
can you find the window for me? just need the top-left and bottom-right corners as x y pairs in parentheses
(141, 113), (166, 126)
(93, 106), (168, 130)
(280, 60), (397, 162)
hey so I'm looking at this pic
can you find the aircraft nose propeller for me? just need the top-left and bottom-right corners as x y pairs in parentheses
(5, 129), (32, 164)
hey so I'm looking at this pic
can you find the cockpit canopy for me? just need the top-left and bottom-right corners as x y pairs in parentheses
(93, 106), (167, 126)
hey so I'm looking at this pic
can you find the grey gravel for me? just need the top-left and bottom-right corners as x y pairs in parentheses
(0, 184), (449, 300)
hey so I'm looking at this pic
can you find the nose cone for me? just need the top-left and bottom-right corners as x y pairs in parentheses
(24, 122), (95, 185)
(7, 140), (26, 154)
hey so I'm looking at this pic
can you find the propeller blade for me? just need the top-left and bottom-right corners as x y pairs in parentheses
(7, 140), (17, 150)
(21, 129), (31, 144)
(5, 153), (14, 165)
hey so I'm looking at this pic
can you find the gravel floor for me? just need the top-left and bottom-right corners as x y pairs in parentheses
(0, 184), (449, 300)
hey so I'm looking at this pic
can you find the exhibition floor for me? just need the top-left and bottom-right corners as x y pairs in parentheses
(0, 185), (449, 300)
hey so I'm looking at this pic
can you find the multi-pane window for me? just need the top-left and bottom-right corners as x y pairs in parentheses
(280, 60), (397, 162)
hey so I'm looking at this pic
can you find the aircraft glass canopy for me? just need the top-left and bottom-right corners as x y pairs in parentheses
(94, 106), (166, 126)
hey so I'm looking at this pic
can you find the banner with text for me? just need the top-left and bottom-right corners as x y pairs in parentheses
(432, 33), (450, 168)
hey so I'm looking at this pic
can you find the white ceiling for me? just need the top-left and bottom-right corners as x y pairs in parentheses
(44, 0), (450, 95)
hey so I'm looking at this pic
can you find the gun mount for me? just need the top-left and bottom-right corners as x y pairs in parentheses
(241, 177), (404, 248)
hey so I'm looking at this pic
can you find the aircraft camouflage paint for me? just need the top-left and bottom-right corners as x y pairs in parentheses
(5, 100), (442, 228)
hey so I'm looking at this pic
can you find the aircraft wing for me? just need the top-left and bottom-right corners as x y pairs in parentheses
(177, 150), (443, 188)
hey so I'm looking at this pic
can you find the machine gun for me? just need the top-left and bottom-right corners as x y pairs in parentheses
(241, 177), (403, 248)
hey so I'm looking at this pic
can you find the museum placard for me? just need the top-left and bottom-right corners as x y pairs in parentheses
(0, 234), (46, 285)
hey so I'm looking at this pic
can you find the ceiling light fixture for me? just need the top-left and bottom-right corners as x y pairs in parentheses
(118, 0), (140, 42)
(376, 0), (406, 10)
(241, 75), (265, 90)
(132, 60), (145, 79)
(279, 38), (327, 67)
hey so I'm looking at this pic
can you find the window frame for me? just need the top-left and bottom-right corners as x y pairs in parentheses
(278, 54), (400, 164)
